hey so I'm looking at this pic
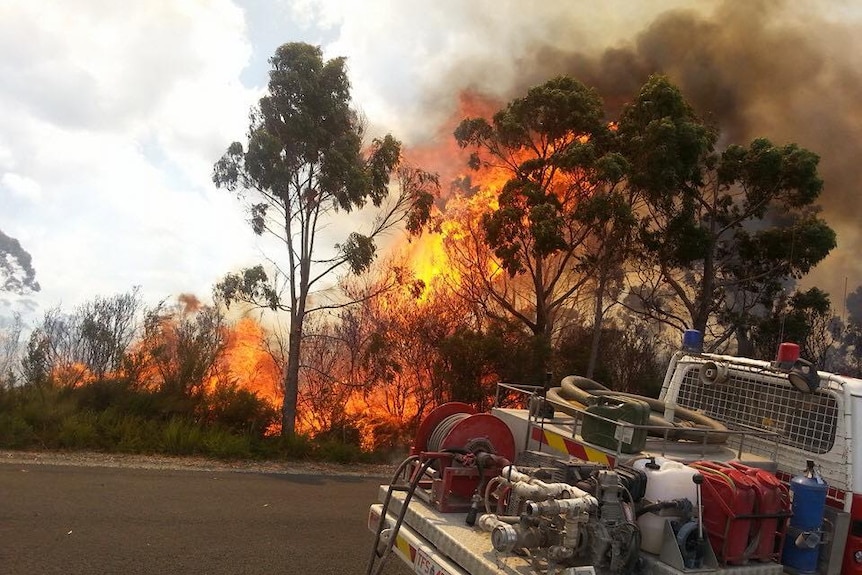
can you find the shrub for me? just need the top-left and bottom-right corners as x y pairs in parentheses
(56, 411), (100, 449)
(0, 376), (396, 464)
(0, 412), (34, 448)
(99, 410), (159, 453)
(205, 385), (278, 438)
(315, 439), (369, 464)
(258, 432), (314, 460)
(160, 417), (206, 455)
(204, 429), (253, 459)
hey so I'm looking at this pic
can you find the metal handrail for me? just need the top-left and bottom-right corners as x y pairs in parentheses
(495, 381), (782, 463)
(494, 382), (544, 408)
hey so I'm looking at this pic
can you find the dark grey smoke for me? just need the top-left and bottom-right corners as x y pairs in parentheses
(436, 0), (862, 304)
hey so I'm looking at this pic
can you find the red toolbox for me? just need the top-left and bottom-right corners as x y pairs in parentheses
(690, 460), (757, 565)
(728, 461), (791, 562)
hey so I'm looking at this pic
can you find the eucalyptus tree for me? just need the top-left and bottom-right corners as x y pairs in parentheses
(745, 287), (834, 366)
(453, 76), (629, 376)
(618, 75), (836, 349)
(0, 313), (24, 386)
(213, 43), (437, 436)
(835, 286), (862, 376)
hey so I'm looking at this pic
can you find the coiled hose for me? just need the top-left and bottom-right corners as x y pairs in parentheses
(547, 375), (728, 444)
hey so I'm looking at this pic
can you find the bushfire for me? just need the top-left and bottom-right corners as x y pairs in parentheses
(40, 92), (603, 451)
(204, 90), (603, 450)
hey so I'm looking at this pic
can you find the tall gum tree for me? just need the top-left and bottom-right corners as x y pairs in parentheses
(212, 43), (437, 436)
(452, 76), (629, 378)
(618, 76), (836, 349)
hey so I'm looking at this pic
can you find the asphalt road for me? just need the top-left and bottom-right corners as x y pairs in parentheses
(0, 460), (411, 575)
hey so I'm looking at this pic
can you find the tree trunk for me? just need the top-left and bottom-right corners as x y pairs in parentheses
(281, 313), (304, 437)
(735, 325), (754, 358)
(586, 272), (608, 379)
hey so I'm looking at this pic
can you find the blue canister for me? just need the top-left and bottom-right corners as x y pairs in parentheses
(782, 460), (828, 574)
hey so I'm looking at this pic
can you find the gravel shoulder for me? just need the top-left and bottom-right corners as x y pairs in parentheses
(0, 448), (399, 478)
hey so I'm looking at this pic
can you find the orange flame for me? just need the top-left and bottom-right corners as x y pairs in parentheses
(215, 317), (282, 405)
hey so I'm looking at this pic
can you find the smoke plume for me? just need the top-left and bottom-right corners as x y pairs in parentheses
(410, 0), (862, 305)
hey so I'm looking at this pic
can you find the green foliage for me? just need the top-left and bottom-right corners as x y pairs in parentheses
(554, 321), (665, 398)
(832, 287), (862, 376)
(746, 287), (834, 365)
(21, 329), (52, 387)
(74, 378), (147, 412)
(0, 375), (383, 462)
(339, 233), (376, 274)
(403, 169), (439, 234)
(57, 411), (100, 448)
(261, 432), (315, 460)
(618, 76), (716, 199)
(205, 431), (253, 459)
(456, 75), (616, 278)
(160, 417), (207, 455)
(0, 411), (33, 448)
(204, 384), (278, 438)
(213, 42), (440, 437)
(618, 75), (835, 343)
(436, 322), (547, 409)
(315, 439), (372, 464)
(452, 74), (635, 377)
(215, 266), (280, 310)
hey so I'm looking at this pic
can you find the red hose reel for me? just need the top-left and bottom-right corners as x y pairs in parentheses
(410, 403), (515, 513)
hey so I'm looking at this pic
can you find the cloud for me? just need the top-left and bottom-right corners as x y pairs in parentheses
(2, 173), (41, 202)
(0, 0), (262, 317)
(2, 0), (860, 326)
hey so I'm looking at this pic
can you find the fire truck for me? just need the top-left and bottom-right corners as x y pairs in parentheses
(366, 332), (862, 575)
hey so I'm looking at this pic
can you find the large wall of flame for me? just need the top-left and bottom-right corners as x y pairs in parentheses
(394, 0), (861, 306)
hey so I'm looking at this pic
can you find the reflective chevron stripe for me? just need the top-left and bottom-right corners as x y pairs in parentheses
(531, 426), (615, 467)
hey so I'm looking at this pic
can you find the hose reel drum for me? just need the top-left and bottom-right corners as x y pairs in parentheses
(412, 402), (516, 460)
(410, 402), (515, 513)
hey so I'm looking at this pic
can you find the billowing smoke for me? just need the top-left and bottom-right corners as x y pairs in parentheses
(408, 0), (861, 305)
(177, 293), (203, 314)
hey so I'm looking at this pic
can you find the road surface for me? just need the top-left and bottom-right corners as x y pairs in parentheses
(0, 454), (410, 575)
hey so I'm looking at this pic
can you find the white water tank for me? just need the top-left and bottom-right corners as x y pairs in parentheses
(631, 456), (699, 554)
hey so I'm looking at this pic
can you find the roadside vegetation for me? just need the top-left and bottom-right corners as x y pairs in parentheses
(0, 375), (381, 464)
(3, 45), (862, 464)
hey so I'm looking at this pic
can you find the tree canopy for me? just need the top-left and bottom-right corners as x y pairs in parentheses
(451, 76), (633, 376)
(213, 42), (438, 436)
(619, 76), (835, 348)
(448, 74), (835, 362)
